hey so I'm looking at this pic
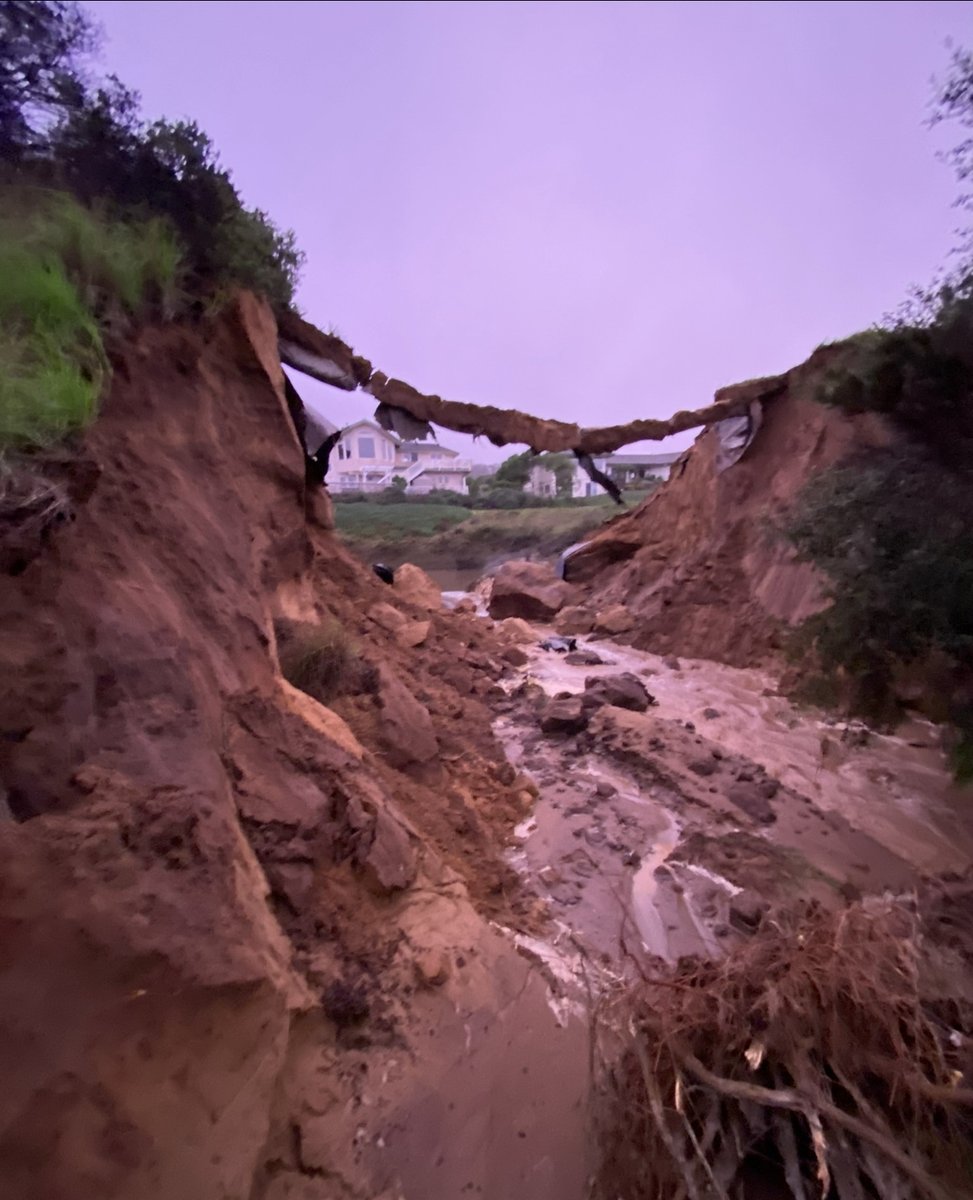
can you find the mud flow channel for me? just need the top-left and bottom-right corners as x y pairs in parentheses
(489, 624), (973, 1012)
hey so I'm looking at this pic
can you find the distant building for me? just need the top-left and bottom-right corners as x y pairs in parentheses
(598, 452), (682, 486)
(327, 420), (472, 494)
(508, 450), (684, 500)
(570, 451), (683, 497)
(525, 464), (558, 497)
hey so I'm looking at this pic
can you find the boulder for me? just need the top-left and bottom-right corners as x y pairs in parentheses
(396, 619), (431, 648)
(554, 606), (595, 636)
(593, 604), (635, 635)
(501, 645), (529, 667)
(360, 805), (417, 892)
(368, 601), (406, 633)
(394, 563), (442, 610)
(487, 560), (572, 622)
(540, 696), (588, 735)
(582, 672), (654, 713)
(452, 596), (477, 615)
(564, 648), (604, 667)
(375, 665), (439, 767)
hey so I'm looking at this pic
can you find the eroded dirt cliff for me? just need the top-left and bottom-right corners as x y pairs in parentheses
(567, 346), (891, 665)
(0, 297), (589, 1200)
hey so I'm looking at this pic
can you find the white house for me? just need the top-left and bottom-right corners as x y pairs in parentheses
(523, 452), (683, 499)
(327, 420), (472, 494)
(570, 451), (683, 497)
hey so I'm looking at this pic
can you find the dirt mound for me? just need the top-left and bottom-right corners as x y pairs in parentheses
(569, 348), (890, 666)
(0, 296), (588, 1199)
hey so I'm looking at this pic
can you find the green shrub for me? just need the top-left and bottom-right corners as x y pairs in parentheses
(2, 4), (302, 311)
(785, 447), (973, 726)
(277, 620), (370, 704)
(815, 320), (973, 466)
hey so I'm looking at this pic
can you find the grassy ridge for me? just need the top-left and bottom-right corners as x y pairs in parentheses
(0, 189), (183, 451)
(336, 501), (619, 569)
(333, 502), (473, 540)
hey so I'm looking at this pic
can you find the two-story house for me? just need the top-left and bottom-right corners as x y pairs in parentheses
(327, 420), (471, 494)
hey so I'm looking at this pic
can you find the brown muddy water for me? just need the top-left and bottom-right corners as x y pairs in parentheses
(488, 621), (973, 1013)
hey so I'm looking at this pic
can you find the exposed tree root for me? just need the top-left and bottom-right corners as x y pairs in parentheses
(591, 900), (973, 1200)
(277, 308), (789, 455)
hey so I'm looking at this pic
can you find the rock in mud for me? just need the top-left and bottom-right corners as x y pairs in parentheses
(452, 596), (477, 615)
(394, 562), (443, 610)
(729, 889), (770, 931)
(498, 616), (537, 643)
(540, 696), (589, 735)
(564, 648), (604, 666)
(689, 757), (719, 777)
(414, 948), (451, 987)
(582, 673), (655, 713)
(726, 780), (777, 824)
(488, 560), (573, 622)
(663, 655), (682, 670)
(360, 805), (418, 892)
(501, 645), (530, 667)
(368, 601), (407, 633)
(396, 619), (431, 648)
(376, 665), (439, 767)
(593, 604), (634, 634)
(554, 605), (595, 635)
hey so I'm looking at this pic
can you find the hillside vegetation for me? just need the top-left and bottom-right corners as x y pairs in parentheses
(785, 46), (973, 773)
(0, 0), (303, 454)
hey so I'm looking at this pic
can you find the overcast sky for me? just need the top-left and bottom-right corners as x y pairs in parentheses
(88, 0), (972, 462)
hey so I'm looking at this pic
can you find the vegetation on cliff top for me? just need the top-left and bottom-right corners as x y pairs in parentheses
(788, 46), (973, 771)
(0, 0), (304, 451)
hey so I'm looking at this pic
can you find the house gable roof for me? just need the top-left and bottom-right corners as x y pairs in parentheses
(399, 441), (458, 457)
(339, 419), (397, 441)
(602, 451), (682, 467)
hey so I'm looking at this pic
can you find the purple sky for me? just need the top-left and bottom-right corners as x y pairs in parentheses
(89, 0), (972, 461)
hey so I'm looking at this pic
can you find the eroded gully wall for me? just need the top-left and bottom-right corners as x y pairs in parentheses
(0, 296), (588, 1200)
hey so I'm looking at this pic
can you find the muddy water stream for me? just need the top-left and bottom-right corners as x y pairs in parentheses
(490, 626), (973, 1002)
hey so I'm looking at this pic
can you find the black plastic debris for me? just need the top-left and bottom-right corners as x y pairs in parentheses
(373, 563), (395, 585)
(539, 636), (577, 653)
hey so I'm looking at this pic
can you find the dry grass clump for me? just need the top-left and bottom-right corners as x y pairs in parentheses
(276, 619), (372, 704)
(0, 461), (73, 573)
(592, 901), (973, 1200)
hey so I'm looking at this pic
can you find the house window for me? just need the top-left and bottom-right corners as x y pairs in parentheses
(358, 437), (375, 459)
(337, 442), (349, 460)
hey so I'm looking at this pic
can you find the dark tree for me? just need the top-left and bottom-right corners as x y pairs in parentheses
(0, 0), (96, 161)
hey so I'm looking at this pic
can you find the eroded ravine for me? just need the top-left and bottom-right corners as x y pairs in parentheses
(486, 619), (973, 1011)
